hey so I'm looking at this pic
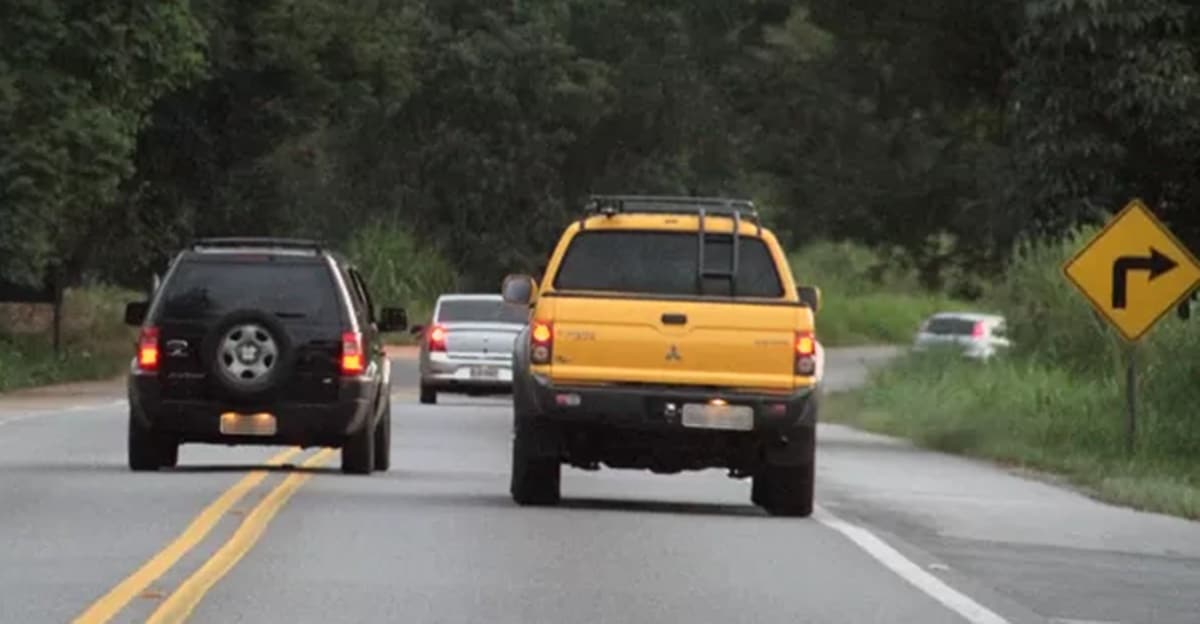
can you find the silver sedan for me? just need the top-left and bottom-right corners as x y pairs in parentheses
(415, 294), (528, 404)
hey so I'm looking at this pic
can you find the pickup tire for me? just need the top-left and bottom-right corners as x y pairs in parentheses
(510, 374), (560, 505)
(342, 415), (375, 475)
(753, 426), (815, 517)
(373, 396), (391, 472)
(511, 425), (561, 506)
(128, 414), (178, 471)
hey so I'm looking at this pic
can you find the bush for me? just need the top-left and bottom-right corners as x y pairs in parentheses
(790, 241), (982, 346)
(0, 285), (136, 392)
(345, 221), (459, 333)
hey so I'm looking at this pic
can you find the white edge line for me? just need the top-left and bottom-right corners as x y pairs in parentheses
(814, 506), (1010, 624)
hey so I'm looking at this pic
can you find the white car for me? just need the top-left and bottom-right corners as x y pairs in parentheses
(415, 294), (528, 404)
(913, 312), (1010, 360)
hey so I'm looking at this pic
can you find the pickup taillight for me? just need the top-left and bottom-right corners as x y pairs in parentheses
(795, 330), (817, 376)
(530, 320), (553, 365)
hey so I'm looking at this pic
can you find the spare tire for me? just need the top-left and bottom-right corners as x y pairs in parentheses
(203, 309), (295, 401)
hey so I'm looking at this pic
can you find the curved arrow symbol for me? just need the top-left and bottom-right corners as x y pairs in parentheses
(1111, 247), (1178, 309)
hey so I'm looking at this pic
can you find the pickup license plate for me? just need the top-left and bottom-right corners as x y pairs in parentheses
(681, 403), (754, 431)
(469, 366), (499, 379)
(219, 412), (277, 436)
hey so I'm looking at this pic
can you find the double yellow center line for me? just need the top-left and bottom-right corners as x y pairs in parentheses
(74, 448), (335, 624)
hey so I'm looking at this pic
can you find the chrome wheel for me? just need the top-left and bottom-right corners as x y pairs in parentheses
(217, 324), (278, 385)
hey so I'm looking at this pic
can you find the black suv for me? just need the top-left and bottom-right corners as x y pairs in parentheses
(123, 238), (407, 474)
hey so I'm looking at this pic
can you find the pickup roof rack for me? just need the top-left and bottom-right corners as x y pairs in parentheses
(190, 237), (325, 254)
(580, 195), (763, 297)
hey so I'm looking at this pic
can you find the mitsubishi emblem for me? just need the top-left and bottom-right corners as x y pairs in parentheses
(665, 344), (682, 362)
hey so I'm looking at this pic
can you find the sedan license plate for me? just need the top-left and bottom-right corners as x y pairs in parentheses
(681, 403), (754, 431)
(219, 412), (277, 436)
(469, 366), (499, 379)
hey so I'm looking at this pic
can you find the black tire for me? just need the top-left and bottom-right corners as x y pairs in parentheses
(128, 414), (177, 471)
(510, 426), (561, 506)
(342, 415), (375, 475)
(754, 426), (816, 517)
(373, 396), (391, 472)
(202, 309), (294, 401)
(509, 378), (560, 505)
(419, 384), (437, 405)
(753, 462), (815, 517)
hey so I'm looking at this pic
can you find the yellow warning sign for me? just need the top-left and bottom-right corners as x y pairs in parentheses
(1063, 199), (1200, 341)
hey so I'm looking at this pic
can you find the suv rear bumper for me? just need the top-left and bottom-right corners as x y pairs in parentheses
(525, 374), (816, 432)
(129, 378), (376, 447)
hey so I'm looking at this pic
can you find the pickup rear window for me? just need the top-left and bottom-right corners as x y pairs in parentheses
(552, 231), (784, 298)
(156, 258), (343, 323)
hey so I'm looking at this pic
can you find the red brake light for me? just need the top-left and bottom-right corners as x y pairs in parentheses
(341, 331), (365, 375)
(972, 322), (986, 339)
(137, 326), (160, 372)
(428, 324), (447, 352)
(795, 331), (816, 357)
(795, 330), (817, 376)
(530, 320), (553, 365)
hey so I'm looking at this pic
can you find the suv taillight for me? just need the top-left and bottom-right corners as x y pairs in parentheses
(795, 330), (817, 376)
(341, 331), (365, 375)
(137, 326), (160, 372)
(530, 320), (553, 365)
(428, 324), (447, 352)
(972, 321), (986, 339)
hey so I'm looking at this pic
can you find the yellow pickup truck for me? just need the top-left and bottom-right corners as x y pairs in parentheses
(501, 196), (822, 516)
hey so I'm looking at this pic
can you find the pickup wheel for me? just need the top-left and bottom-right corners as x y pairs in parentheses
(373, 395), (391, 472)
(510, 376), (560, 505)
(419, 384), (437, 405)
(511, 425), (561, 506)
(128, 414), (178, 471)
(341, 415), (375, 475)
(753, 426), (816, 517)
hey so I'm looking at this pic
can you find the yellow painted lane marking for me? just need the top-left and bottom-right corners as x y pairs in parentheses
(146, 448), (336, 624)
(73, 447), (303, 624)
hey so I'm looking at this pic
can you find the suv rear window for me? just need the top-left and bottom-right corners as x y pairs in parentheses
(156, 258), (343, 323)
(552, 231), (784, 298)
(924, 317), (979, 336)
(437, 299), (528, 324)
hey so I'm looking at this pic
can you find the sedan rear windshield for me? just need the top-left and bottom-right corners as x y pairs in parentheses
(552, 231), (784, 298)
(924, 317), (980, 336)
(437, 299), (528, 324)
(156, 258), (342, 323)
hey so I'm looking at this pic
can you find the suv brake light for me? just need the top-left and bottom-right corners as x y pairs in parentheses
(795, 330), (817, 376)
(428, 324), (447, 352)
(530, 320), (553, 365)
(137, 326), (160, 372)
(341, 331), (365, 375)
(972, 322), (986, 339)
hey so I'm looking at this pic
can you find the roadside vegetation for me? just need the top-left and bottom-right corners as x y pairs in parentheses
(0, 287), (135, 393)
(825, 229), (1200, 519)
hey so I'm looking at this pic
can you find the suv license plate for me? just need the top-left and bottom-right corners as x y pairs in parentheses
(219, 412), (277, 436)
(681, 404), (754, 431)
(470, 366), (498, 379)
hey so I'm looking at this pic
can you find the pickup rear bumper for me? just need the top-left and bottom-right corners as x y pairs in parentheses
(525, 374), (816, 432)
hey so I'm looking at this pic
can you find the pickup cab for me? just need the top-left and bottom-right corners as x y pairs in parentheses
(502, 196), (822, 516)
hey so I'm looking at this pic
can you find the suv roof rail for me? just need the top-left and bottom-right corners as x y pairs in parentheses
(190, 237), (325, 253)
(581, 195), (762, 235)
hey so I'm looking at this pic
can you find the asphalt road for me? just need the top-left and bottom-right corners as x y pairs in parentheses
(1, 348), (1198, 623)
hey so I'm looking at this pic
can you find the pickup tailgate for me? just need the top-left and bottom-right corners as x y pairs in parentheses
(549, 297), (798, 391)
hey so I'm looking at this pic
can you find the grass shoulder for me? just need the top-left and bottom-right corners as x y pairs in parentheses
(822, 351), (1200, 520)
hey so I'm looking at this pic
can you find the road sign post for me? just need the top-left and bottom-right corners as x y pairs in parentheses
(1063, 199), (1200, 452)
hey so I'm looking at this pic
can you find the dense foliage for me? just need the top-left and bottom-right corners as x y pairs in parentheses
(3, 0), (1199, 293)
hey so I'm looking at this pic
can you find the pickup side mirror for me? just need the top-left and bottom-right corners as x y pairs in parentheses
(124, 301), (149, 326)
(378, 307), (408, 332)
(502, 274), (538, 306)
(797, 285), (821, 314)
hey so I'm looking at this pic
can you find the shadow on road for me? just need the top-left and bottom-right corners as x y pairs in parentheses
(170, 464), (340, 475)
(559, 497), (762, 518)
